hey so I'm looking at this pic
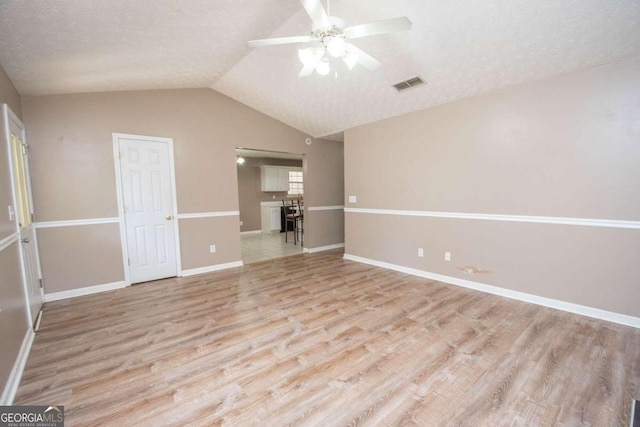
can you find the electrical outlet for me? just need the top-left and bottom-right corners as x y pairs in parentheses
(418, 248), (424, 257)
(209, 245), (216, 253)
(348, 195), (357, 203)
(445, 251), (451, 261)
(239, 220), (243, 226)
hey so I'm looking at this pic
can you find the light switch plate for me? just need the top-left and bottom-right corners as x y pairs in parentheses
(348, 195), (357, 203)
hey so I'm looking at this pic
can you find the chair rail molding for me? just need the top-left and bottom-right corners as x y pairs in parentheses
(177, 211), (240, 219)
(344, 208), (640, 230)
(35, 217), (119, 228)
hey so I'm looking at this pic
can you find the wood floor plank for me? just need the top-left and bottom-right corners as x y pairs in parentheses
(13, 250), (640, 426)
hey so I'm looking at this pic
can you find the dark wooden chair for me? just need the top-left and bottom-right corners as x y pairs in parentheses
(296, 199), (304, 246)
(282, 200), (299, 244)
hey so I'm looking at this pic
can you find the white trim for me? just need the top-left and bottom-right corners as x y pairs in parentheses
(240, 230), (262, 235)
(35, 217), (119, 228)
(305, 243), (345, 253)
(112, 133), (182, 285)
(343, 253), (640, 329)
(181, 261), (243, 277)
(177, 211), (240, 219)
(167, 137), (182, 276)
(344, 208), (640, 230)
(112, 136), (131, 285)
(0, 327), (35, 405)
(45, 280), (128, 302)
(0, 232), (19, 252)
(307, 205), (344, 211)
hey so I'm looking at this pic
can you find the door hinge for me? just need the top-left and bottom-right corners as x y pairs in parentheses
(22, 144), (28, 155)
(31, 213), (35, 223)
(128, 258), (130, 266)
(38, 278), (44, 288)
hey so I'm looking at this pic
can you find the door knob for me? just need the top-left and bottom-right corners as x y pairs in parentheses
(21, 238), (30, 243)
(165, 215), (173, 220)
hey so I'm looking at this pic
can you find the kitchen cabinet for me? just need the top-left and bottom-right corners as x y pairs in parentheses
(260, 166), (300, 192)
(260, 202), (282, 233)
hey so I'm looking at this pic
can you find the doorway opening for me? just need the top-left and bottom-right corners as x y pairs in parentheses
(236, 148), (304, 264)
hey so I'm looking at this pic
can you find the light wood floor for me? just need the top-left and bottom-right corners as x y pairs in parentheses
(15, 251), (640, 426)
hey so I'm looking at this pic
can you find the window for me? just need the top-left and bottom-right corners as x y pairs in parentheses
(288, 170), (303, 195)
(11, 133), (32, 228)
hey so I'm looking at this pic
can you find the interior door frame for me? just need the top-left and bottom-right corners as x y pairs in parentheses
(3, 104), (44, 327)
(112, 133), (182, 284)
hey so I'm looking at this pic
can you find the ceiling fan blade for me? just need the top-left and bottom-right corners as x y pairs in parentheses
(298, 47), (324, 65)
(343, 16), (412, 39)
(299, 0), (332, 30)
(345, 43), (381, 70)
(298, 64), (316, 77)
(248, 35), (313, 48)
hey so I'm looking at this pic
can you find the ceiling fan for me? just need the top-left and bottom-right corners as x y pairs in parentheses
(248, 0), (412, 77)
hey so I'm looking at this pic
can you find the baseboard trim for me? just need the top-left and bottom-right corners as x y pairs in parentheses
(181, 261), (244, 277)
(240, 230), (262, 235)
(343, 253), (640, 329)
(305, 243), (345, 254)
(45, 281), (128, 302)
(0, 327), (35, 405)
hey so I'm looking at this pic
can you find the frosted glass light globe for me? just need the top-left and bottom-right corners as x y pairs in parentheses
(315, 58), (331, 75)
(326, 36), (346, 58)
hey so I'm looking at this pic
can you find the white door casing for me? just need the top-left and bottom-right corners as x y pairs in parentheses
(114, 134), (180, 284)
(3, 104), (43, 328)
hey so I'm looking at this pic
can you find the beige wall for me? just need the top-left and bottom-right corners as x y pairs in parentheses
(305, 209), (345, 249)
(0, 244), (28, 396)
(36, 225), (124, 293)
(237, 157), (303, 232)
(179, 216), (242, 270)
(21, 88), (344, 293)
(344, 56), (640, 318)
(0, 65), (21, 120)
(0, 65), (29, 400)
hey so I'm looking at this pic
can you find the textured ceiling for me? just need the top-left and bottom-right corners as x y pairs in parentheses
(1, 0), (639, 141)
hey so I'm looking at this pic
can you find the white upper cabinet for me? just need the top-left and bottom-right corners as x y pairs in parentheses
(259, 166), (301, 192)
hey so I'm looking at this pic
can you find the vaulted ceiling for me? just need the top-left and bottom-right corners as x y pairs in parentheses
(1, 0), (639, 141)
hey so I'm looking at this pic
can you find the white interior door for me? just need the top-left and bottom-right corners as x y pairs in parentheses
(4, 104), (43, 328)
(116, 135), (178, 284)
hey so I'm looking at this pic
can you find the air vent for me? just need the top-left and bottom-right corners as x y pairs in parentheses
(393, 76), (425, 91)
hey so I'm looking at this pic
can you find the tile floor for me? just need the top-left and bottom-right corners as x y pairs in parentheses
(241, 231), (303, 264)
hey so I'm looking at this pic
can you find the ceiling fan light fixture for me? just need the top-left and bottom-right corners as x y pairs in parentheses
(325, 35), (346, 57)
(247, 0), (412, 78)
(315, 57), (331, 75)
(343, 51), (358, 70)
